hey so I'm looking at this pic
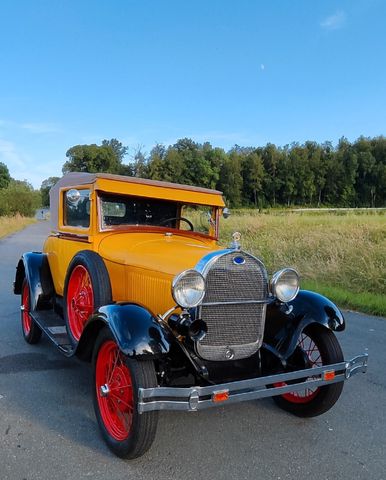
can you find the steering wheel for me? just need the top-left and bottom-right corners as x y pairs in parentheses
(159, 217), (194, 231)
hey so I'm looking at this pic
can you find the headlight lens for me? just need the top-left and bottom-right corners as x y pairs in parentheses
(172, 270), (205, 308)
(270, 268), (300, 302)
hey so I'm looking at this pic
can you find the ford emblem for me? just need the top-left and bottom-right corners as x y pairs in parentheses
(233, 256), (245, 265)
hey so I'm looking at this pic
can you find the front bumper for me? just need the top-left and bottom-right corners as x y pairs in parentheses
(138, 354), (368, 413)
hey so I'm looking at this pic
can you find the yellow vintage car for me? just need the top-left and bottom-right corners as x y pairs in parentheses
(14, 172), (368, 459)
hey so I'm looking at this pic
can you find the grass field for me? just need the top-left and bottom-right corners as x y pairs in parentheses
(1, 210), (384, 316)
(219, 210), (386, 316)
(0, 215), (36, 239)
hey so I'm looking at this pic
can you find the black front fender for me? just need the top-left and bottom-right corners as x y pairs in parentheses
(76, 303), (173, 361)
(264, 290), (345, 360)
(14, 253), (54, 310)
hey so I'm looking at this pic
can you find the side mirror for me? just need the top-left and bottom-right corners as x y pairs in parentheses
(223, 208), (231, 219)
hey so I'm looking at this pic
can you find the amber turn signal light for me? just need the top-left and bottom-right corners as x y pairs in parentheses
(323, 370), (335, 381)
(212, 390), (229, 403)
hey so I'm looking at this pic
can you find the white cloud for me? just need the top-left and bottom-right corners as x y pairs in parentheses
(0, 119), (62, 134)
(260, 64), (265, 71)
(20, 122), (62, 134)
(0, 139), (25, 169)
(320, 11), (346, 30)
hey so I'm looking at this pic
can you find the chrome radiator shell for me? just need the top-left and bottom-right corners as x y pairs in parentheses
(195, 250), (269, 361)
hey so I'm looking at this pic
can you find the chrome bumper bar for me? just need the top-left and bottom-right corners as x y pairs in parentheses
(138, 354), (368, 413)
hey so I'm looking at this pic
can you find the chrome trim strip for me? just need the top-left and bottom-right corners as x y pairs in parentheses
(138, 354), (368, 413)
(195, 249), (233, 275)
(195, 249), (268, 279)
(201, 299), (272, 306)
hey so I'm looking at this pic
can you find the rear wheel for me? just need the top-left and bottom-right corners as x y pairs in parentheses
(21, 279), (42, 344)
(64, 251), (112, 345)
(92, 328), (158, 459)
(273, 325), (344, 417)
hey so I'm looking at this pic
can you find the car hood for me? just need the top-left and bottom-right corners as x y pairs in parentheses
(98, 231), (222, 276)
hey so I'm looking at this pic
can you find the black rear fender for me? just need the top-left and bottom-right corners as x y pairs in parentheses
(14, 253), (54, 310)
(264, 290), (345, 361)
(76, 303), (173, 362)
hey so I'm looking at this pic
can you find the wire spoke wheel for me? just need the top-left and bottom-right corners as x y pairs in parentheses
(20, 279), (42, 344)
(273, 325), (344, 417)
(96, 340), (134, 441)
(21, 281), (32, 336)
(92, 328), (158, 459)
(278, 333), (323, 403)
(64, 251), (112, 346)
(67, 265), (94, 341)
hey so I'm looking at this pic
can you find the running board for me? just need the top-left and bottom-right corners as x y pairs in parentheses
(29, 310), (74, 356)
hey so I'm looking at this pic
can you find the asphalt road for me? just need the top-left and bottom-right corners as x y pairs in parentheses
(1, 222), (385, 480)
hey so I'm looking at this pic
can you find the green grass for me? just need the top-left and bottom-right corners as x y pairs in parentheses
(218, 210), (386, 316)
(0, 215), (36, 239)
(302, 280), (386, 317)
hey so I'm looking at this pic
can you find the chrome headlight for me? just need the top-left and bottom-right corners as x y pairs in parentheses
(270, 268), (300, 302)
(172, 270), (205, 308)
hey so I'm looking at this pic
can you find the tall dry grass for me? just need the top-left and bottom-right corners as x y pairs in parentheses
(218, 211), (385, 296)
(0, 214), (36, 239)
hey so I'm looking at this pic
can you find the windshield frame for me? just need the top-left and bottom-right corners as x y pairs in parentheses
(97, 192), (219, 240)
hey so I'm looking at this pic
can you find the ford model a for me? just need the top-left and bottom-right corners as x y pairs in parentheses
(14, 172), (368, 458)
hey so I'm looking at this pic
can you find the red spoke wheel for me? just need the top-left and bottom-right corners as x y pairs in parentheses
(275, 333), (322, 404)
(273, 324), (344, 417)
(92, 328), (158, 459)
(64, 251), (112, 346)
(96, 340), (134, 441)
(66, 265), (94, 341)
(21, 279), (42, 344)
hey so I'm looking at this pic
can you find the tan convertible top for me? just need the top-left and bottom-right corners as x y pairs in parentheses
(51, 172), (223, 195)
(49, 172), (224, 231)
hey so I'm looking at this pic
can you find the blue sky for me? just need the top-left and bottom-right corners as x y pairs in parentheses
(1, 0), (385, 188)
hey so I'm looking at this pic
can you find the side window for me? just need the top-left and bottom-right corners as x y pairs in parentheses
(64, 189), (90, 228)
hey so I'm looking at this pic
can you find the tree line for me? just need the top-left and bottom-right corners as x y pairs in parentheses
(1, 135), (384, 216)
(60, 136), (386, 208)
(0, 163), (41, 216)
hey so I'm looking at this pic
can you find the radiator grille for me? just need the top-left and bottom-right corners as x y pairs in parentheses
(196, 252), (268, 361)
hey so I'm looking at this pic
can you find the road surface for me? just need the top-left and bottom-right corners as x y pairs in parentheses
(1, 222), (385, 480)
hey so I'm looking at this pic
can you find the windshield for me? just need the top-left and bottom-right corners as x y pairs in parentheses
(99, 194), (217, 236)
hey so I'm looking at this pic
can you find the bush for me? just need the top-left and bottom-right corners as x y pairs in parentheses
(0, 180), (41, 217)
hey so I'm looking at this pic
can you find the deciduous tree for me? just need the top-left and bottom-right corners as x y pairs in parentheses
(0, 162), (11, 189)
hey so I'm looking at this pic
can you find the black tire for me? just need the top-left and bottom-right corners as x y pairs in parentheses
(92, 328), (159, 459)
(64, 250), (112, 346)
(21, 279), (42, 344)
(273, 324), (344, 417)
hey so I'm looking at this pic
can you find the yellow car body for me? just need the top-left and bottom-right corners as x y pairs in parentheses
(44, 172), (225, 316)
(13, 171), (367, 459)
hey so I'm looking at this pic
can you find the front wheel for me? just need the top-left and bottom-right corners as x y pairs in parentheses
(92, 328), (158, 459)
(273, 325), (344, 417)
